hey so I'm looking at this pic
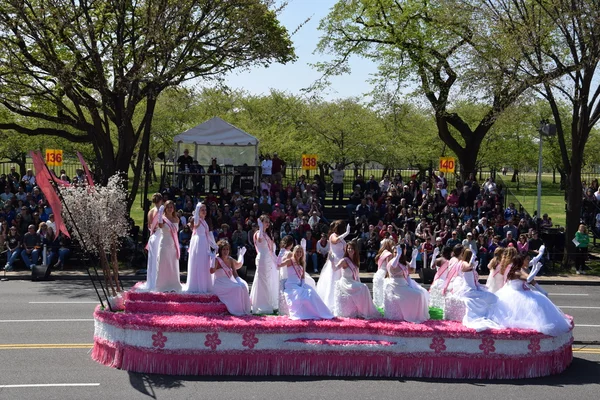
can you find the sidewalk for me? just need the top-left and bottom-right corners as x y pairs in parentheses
(2, 268), (600, 286)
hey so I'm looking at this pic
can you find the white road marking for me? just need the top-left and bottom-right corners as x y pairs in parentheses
(548, 293), (590, 296)
(28, 301), (97, 304)
(558, 306), (600, 309)
(0, 383), (99, 388)
(575, 324), (600, 327)
(0, 319), (94, 323)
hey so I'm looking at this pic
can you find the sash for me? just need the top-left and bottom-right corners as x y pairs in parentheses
(441, 258), (461, 295)
(344, 257), (359, 281)
(254, 230), (277, 265)
(216, 257), (234, 281)
(433, 259), (450, 282)
(291, 260), (304, 280)
(502, 263), (512, 283)
(193, 217), (215, 250)
(163, 217), (181, 260)
(377, 250), (392, 271)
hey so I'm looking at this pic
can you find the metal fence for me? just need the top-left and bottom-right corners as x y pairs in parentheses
(0, 161), (82, 180)
(281, 164), (495, 195)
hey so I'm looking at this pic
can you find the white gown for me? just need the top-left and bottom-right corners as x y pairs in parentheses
(485, 266), (505, 293)
(185, 219), (214, 293)
(155, 219), (182, 292)
(212, 257), (251, 316)
(428, 259), (450, 309)
(333, 258), (380, 319)
(383, 262), (430, 323)
(278, 250), (291, 316)
(140, 226), (162, 291)
(284, 261), (334, 320)
(316, 235), (345, 310)
(373, 251), (391, 309)
(451, 269), (502, 331)
(250, 232), (278, 314)
(492, 280), (571, 336)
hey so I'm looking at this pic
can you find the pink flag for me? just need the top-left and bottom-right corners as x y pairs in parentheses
(49, 169), (71, 187)
(30, 151), (70, 238)
(77, 151), (95, 187)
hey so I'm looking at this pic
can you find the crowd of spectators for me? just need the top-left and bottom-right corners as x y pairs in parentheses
(331, 167), (552, 273)
(2, 154), (572, 277)
(1, 166), (73, 271)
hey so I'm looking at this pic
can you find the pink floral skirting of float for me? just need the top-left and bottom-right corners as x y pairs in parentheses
(91, 284), (573, 379)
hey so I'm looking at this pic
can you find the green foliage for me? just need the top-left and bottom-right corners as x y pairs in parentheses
(0, 0), (295, 207)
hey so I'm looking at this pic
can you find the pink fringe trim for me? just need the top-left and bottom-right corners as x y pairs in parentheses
(92, 338), (573, 379)
(125, 300), (228, 315)
(95, 306), (564, 340)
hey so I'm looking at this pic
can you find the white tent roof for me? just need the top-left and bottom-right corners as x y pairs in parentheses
(173, 117), (258, 146)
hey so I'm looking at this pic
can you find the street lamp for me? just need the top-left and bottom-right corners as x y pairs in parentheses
(537, 120), (557, 219)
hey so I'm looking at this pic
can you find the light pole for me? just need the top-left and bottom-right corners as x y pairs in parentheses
(537, 120), (557, 219)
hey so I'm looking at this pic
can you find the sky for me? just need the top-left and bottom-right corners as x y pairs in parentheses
(223, 0), (378, 100)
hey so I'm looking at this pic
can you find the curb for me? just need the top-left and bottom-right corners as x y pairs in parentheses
(2, 272), (600, 286)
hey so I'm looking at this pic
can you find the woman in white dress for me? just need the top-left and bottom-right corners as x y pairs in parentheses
(155, 200), (182, 292)
(428, 246), (453, 308)
(334, 241), (380, 319)
(185, 202), (217, 293)
(316, 220), (350, 310)
(492, 255), (570, 336)
(141, 193), (162, 291)
(384, 244), (430, 323)
(210, 240), (251, 316)
(451, 248), (502, 331)
(277, 235), (295, 316)
(373, 238), (394, 309)
(281, 245), (334, 320)
(486, 247), (514, 293)
(250, 215), (278, 314)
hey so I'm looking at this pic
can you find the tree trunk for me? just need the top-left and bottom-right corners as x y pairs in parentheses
(457, 149), (478, 183)
(563, 156), (583, 268)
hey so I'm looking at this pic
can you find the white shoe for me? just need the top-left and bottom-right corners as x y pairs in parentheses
(576, 270), (581, 275)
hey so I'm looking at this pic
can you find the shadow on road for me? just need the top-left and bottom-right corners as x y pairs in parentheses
(126, 355), (599, 397)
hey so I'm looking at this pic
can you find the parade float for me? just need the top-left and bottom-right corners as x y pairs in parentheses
(91, 283), (573, 379)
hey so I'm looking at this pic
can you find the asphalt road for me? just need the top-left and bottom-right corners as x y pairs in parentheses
(0, 280), (599, 400)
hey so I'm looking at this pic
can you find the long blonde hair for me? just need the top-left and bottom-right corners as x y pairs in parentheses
(500, 246), (518, 275)
(375, 238), (394, 262)
(292, 245), (305, 268)
(488, 247), (504, 271)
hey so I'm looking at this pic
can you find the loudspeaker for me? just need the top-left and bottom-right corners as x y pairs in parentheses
(419, 268), (436, 285)
(31, 265), (53, 281)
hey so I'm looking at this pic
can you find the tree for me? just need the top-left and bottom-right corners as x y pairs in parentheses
(483, 0), (600, 265)
(0, 0), (295, 209)
(314, 0), (579, 180)
(61, 174), (130, 297)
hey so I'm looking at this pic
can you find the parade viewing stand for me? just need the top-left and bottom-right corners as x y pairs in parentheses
(162, 117), (259, 195)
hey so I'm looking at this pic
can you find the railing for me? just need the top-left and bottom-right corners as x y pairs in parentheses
(0, 161), (81, 180)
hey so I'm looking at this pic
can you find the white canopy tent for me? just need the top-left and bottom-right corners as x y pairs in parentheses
(172, 117), (259, 191)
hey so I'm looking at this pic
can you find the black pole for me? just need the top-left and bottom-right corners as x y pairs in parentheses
(141, 125), (152, 245)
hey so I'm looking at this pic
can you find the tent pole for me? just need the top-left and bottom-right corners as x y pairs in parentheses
(173, 142), (180, 188)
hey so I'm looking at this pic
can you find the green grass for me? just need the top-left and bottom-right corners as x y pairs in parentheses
(499, 173), (566, 226)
